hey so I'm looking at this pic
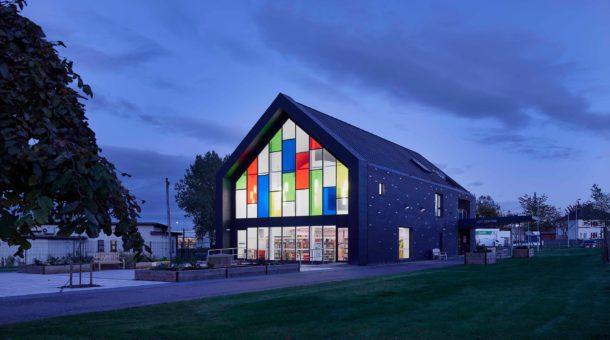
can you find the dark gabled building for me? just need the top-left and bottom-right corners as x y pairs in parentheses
(216, 94), (475, 265)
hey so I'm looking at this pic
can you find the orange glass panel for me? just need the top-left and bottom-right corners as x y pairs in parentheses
(309, 137), (322, 150)
(247, 158), (258, 175)
(247, 175), (257, 204)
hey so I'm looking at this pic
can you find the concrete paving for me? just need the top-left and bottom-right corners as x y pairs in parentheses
(0, 270), (165, 298)
(0, 258), (462, 326)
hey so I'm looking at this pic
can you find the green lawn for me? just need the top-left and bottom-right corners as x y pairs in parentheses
(2, 248), (609, 339)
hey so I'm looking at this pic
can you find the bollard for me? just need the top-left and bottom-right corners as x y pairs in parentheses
(69, 262), (73, 287)
(90, 259), (94, 286)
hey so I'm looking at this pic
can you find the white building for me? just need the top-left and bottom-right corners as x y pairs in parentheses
(557, 206), (608, 241)
(0, 222), (180, 265)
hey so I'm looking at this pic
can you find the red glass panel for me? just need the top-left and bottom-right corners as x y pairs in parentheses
(309, 137), (322, 150)
(296, 152), (309, 171)
(247, 175), (257, 204)
(247, 158), (258, 175)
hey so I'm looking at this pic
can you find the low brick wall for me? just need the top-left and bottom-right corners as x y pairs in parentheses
(227, 265), (267, 278)
(267, 263), (300, 274)
(18, 263), (93, 274)
(134, 263), (300, 282)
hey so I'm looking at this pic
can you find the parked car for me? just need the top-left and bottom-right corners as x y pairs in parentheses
(582, 240), (597, 248)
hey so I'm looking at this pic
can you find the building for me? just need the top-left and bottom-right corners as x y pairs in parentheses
(557, 206), (609, 241)
(0, 222), (179, 265)
(215, 94), (474, 265)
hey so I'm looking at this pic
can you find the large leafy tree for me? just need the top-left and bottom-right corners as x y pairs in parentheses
(476, 195), (501, 218)
(0, 1), (144, 256)
(175, 151), (227, 241)
(518, 193), (562, 232)
(590, 184), (609, 263)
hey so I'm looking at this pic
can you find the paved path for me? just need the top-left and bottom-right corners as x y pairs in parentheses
(0, 270), (165, 298)
(0, 258), (462, 326)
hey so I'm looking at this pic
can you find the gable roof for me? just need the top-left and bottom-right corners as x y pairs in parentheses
(285, 95), (469, 192)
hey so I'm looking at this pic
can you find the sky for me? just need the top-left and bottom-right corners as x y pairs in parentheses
(22, 0), (610, 226)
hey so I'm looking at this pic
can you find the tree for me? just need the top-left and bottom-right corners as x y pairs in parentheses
(518, 193), (562, 231)
(590, 184), (610, 263)
(476, 195), (501, 218)
(0, 1), (144, 256)
(175, 151), (226, 241)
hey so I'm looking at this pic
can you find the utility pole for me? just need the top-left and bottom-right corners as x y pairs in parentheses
(166, 177), (172, 260)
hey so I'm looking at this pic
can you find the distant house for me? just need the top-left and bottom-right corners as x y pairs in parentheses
(0, 222), (180, 265)
(215, 93), (475, 265)
(557, 206), (609, 241)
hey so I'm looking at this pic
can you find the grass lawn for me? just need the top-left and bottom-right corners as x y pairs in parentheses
(1, 248), (609, 339)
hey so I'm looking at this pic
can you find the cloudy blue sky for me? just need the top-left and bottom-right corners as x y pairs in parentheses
(23, 1), (610, 226)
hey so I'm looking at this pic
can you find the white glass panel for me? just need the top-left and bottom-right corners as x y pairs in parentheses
(282, 119), (296, 139)
(296, 189), (309, 216)
(270, 172), (281, 191)
(323, 166), (336, 187)
(310, 226), (323, 261)
(237, 230), (246, 259)
(282, 201), (295, 217)
(270, 227), (282, 261)
(296, 126), (309, 152)
(270, 152), (282, 172)
(247, 203), (257, 218)
(236, 190), (247, 219)
(337, 198), (348, 215)
(323, 149), (336, 167)
(258, 145), (269, 174)
(310, 149), (323, 169)
(247, 227), (257, 260)
(258, 227), (268, 260)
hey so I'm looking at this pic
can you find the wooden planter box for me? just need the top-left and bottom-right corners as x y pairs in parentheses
(135, 263), (301, 282)
(227, 265), (267, 278)
(18, 263), (93, 274)
(178, 268), (227, 281)
(267, 263), (300, 274)
(464, 252), (496, 265)
(513, 248), (535, 258)
(135, 269), (178, 282)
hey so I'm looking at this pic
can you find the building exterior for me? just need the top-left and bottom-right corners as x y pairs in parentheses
(557, 206), (609, 241)
(215, 94), (474, 265)
(0, 222), (179, 265)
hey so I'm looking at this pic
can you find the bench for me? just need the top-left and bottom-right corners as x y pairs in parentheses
(93, 252), (125, 270)
(432, 248), (448, 260)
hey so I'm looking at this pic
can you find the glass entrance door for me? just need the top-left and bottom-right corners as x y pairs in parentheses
(398, 227), (410, 259)
(337, 227), (348, 262)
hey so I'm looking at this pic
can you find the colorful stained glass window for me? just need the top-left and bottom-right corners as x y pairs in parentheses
(234, 118), (348, 218)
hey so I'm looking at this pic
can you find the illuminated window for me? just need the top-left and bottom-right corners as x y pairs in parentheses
(435, 193), (443, 217)
(235, 119), (348, 218)
(110, 240), (117, 253)
(379, 182), (385, 196)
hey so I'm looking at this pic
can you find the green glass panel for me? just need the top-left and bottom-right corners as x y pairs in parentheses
(236, 171), (247, 190)
(310, 170), (323, 216)
(336, 162), (348, 198)
(282, 172), (295, 201)
(270, 191), (282, 217)
(269, 130), (282, 152)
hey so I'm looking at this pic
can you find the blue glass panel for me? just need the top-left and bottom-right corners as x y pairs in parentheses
(282, 139), (296, 172)
(323, 187), (337, 215)
(258, 175), (269, 217)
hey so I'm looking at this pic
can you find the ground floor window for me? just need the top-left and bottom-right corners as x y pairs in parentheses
(238, 225), (346, 262)
(97, 240), (104, 252)
(110, 240), (117, 252)
(398, 227), (410, 259)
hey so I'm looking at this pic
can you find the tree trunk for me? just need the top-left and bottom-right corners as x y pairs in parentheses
(603, 223), (609, 264)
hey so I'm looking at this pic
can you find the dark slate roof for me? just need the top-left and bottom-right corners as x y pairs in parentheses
(288, 97), (469, 192)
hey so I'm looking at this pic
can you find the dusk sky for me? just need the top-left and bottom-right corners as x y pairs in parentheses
(23, 1), (610, 227)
